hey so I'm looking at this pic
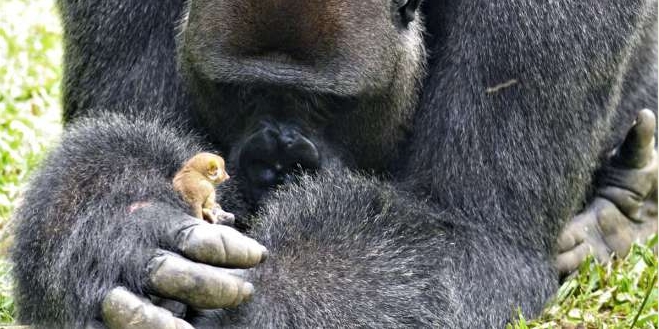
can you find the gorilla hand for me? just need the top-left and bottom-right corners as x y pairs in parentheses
(101, 206), (269, 328)
(555, 109), (657, 276)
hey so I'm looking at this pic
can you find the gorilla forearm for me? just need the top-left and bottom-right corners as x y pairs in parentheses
(407, 1), (656, 242)
(191, 170), (556, 328)
(556, 110), (658, 275)
(11, 112), (203, 326)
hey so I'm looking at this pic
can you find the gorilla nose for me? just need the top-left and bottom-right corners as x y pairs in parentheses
(238, 124), (320, 202)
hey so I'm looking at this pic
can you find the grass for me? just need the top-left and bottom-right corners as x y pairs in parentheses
(0, 0), (62, 224)
(510, 236), (658, 329)
(0, 0), (62, 324)
(0, 0), (657, 327)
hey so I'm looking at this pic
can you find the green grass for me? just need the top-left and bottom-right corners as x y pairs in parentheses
(0, 0), (62, 224)
(510, 236), (658, 329)
(0, 0), (62, 324)
(0, 0), (657, 327)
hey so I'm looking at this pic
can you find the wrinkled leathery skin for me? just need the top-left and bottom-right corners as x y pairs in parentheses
(98, 204), (266, 326)
(556, 109), (658, 276)
(102, 287), (195, 329)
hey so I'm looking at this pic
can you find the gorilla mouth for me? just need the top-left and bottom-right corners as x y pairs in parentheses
(196, 54), (362, 97)
(246, 59), (309, 81)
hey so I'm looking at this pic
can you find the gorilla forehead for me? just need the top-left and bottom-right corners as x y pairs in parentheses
(180, 0), (424, 96)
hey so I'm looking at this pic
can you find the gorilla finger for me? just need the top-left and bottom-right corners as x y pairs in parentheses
(638, 190), (658, 223)
(554, 243), (592, 276)
(598, 194), (657, 258)
(102, 287), (194, 329)
(597, 159), (657, 213)
(613, 109), (656, 168)
(633, 199), (658, 242)
(148, 251), (255, 309)
(556, 212), (591, 253)
(604, 231), (634, 259)
(594, 199), (635, 236)
(176, 221), (268, 268)
(556, 227), (579, 253)
(150, 296), (188, 318)
(597, 186), (643, 222)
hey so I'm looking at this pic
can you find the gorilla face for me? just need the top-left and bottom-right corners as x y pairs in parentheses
(179, 0), (426, 204)
(181, 0), (424, 95)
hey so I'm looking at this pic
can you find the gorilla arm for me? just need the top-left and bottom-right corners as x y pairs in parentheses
(556, 109), (658, 276)
(187, 169), (557, 328)
(11, 113), (267, 327)
(213, 112), (656, 328)
(96, 112), (655, 329)
(399, 0), (655, 323)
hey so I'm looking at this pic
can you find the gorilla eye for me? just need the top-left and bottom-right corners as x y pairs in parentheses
(395, 0), (422, 27)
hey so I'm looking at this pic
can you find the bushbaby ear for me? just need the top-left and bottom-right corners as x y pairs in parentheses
(207, 160), (219, 175)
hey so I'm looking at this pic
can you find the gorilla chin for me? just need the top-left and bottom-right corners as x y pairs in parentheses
(179, 0), (427, 204)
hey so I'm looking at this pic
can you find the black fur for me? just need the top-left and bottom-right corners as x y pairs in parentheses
(11, 0), (658, 328)
(12, 112), (206, 326)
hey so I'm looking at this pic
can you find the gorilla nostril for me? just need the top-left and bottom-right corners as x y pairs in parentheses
(279, 131), (297, 149)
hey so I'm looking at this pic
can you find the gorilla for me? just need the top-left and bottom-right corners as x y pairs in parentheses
(10, 0), (658, 328)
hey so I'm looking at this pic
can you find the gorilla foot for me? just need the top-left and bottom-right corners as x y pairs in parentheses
(555, 109), (658, 277)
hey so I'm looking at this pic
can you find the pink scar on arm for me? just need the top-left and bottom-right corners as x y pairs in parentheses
(128, 201), (152, 214)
